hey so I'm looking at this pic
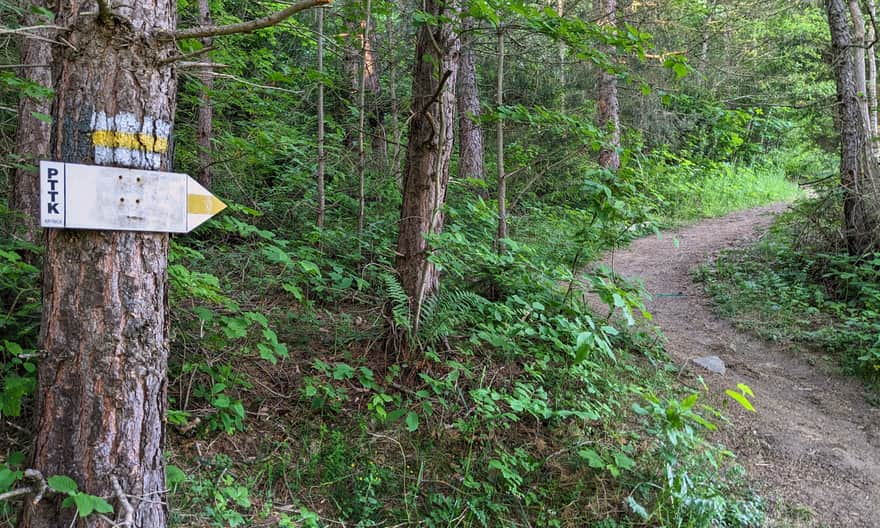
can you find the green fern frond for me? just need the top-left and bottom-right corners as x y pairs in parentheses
(418, 288), (490, 344)
(381, 272), (412, 333)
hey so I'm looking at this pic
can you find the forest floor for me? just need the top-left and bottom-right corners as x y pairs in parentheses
(597, 204), (880, 528)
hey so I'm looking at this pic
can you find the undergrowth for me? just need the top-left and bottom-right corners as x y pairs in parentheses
(696, 195), (880, 390)
(155, 199), (764, 527)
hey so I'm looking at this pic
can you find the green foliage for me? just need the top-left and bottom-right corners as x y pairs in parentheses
(629, 391), (765, 526)
(631, 148), (803, 222)
(0, 210), (40, 420)
(46, 475), (115, 519)
(0, 340), (35, 418)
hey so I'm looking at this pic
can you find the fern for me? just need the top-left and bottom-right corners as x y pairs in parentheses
(418, 288), (491, 345)
(381, 273), (412, 334)
(380, 274), (490, 348)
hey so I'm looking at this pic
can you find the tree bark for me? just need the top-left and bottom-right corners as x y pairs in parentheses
(596, 0), (620, 170)
(197, 0), (214, 187)
(18, 3), (178, 527)
(828, 0), (880, 255)
(11, 4), (53, 243)
(395, 0), (460, 317)
(456, 15), (485, 186)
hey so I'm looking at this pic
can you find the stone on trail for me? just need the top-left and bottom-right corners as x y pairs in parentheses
(692, 355), (726, 375)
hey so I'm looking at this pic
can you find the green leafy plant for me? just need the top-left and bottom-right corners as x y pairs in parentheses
(46, 475), (114, 519)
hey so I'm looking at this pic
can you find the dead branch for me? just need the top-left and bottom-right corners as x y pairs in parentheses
(166, 0), (331, 41)
(157, 45), (215, 66)
(111, 476), (134, 527)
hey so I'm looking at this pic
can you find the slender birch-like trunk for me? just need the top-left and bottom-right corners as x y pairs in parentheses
(495, 28), (507, 249)
(317, 6), (326, 228)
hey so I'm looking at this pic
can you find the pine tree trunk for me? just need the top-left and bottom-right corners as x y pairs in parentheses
(197, 0), (214, 187)
(596, 0), (620, 170)
(395, 0), (459, 313)
(11, 4), (53, 243)
(18, 3), (177, 527)
(828, 0), (880, 255)
(456, 15), (484, 185)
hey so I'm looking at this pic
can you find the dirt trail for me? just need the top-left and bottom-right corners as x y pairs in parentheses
(600, 204), (880, 527)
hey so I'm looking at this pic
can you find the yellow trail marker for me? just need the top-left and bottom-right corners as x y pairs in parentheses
(188, 194), (227, 215)
(92, 130), (169, 153)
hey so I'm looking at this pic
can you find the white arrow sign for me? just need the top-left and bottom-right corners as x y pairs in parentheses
(40, 161), (226, 233)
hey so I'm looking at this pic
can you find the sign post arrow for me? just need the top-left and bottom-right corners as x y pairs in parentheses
(40, 161), (226, 233)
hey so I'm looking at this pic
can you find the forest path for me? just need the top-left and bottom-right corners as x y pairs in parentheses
(598, 204), (880, 527)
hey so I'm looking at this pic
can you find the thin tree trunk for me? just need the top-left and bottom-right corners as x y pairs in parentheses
(848, 0), (871, 132)
(357, 0), (372, 234)
(456, 15), (485, 186)
(868, 0), (879, 157)
(317, 7), (326, 229)
(699, 0), (713, 75)
(828, 0), (880, 255)
(395, 0), (460, 321)
(11, 4), (53, 243)
(495, 28), (507, 250)
(556, 0), (566, 111)
(388, 19), (403, 185)
(596, 0), (621, 170)
(197, 0), (214, 187)
(18, 3), (178, 527)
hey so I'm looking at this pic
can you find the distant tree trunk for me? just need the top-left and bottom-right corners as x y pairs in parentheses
(596, 0), (620, 170)
(848, 0), (871, 133)
(556, 0), (566, 111)
(456, 15), (485, 187)
(17, 4), (178, 528)
(495, 28), (507, 250)
(317, 6), (327, 228)
(867, 0), (879, 157)
(197, 0), (214, 187)
(388, 18), (403, 184)
(343, 0), (381, 155)
(357, 0), (372, 234)
(699, 0), (713, 75)
(11, 5), (53, 243)
(827, 0), (880, 255)
(395, 0), (460, 323)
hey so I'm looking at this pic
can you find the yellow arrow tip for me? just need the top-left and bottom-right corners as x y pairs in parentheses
(187, 194), (226, 215)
